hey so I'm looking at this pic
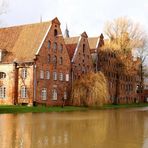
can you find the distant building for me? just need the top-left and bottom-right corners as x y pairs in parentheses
(88, 34), (141, 104)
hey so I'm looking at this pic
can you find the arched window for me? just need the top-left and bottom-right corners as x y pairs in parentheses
(0, 86), (6, 98)
(53, 42), (57, 52)
(59, 44), (63, 53)
(21, 86), (27, 98)
(41, 88), (47, 100)
(54, 29), (58, 36)
(53, 56), (57, 69)
(53, 71), (57, 80)
(83, 44), (85, 53)
(48, 40), (51, 49)
(59, 57), (63, 65)
(52, 89), (57, 100)
(0, 72), (6, 79)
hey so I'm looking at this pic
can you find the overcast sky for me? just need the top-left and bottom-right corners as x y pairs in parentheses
(0, 0), (148, 37)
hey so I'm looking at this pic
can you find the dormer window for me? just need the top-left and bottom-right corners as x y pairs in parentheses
(0, 49), (7, 62)
(0, 72), (6, 79)
(54, 29), (58, 36)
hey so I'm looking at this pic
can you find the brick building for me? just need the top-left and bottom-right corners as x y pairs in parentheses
(88, 34), (140, 104)
(64, 32), (93, 81)
(0, 17), (71, 106)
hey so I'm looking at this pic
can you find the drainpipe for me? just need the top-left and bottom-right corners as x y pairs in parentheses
(33, 63), (37, 105)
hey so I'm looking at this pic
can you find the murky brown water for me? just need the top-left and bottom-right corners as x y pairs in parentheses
(1, 108), (148, 148)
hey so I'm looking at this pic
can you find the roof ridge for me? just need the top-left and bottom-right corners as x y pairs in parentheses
(0, 21), (51, 30)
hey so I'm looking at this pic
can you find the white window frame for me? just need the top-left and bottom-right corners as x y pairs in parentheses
(41, 88), (47, 100)
(0, 86), (6, 98)
(65, 74), (69, 82)
(46, 71), (50, 80)
(52, 89), (57, 100)
(53, 71), (57, 80)
(21, 86), (27, 98)
(40, 70), (44, 79)
(64, 91), (67, 100)
(59, 72), (63, 81)
(21, 68), (27, 79)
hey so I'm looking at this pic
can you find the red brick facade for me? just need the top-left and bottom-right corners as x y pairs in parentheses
(65, 32), (93, 80)
(0, 18), (143, 106)
(35, 18), (71, 106)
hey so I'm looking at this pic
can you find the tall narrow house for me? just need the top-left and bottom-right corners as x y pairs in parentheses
(64, 32), (93, 81)
(0, 17), (71, 106)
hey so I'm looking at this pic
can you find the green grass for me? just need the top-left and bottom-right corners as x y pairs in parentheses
(0, 105), (87, 114)
(0, 103), (148, 114)
(90, 103), (148, 110)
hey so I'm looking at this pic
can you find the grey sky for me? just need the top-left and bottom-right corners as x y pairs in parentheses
(0, 0), (148, 37)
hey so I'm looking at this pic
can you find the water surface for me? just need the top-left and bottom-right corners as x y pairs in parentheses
(0, 107), (148, 148)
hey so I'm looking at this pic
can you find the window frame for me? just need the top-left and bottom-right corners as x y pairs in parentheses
(52, 88), (57, 100)
(21, 86), (27, 99)
(0, 86), (6, 99)
(41, 88), (47, 100)
(40, 70), (44, 79)
(53, 71), (57, 81)
(21, 68), (27, 79)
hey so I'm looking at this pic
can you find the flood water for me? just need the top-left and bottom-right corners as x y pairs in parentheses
(1, 108), (148, 148)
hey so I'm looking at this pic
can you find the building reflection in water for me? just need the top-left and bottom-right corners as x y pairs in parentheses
(0, 108), (148, 148)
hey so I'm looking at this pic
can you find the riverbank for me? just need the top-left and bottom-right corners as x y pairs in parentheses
(0, 103), (148, 114)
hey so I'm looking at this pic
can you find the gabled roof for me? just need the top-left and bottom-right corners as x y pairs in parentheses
(64, 37), (80, 61)
(64, 37), (79, 45)
(0, 21), (51, 63)
(88, 37), (99, 50)
(65, 44), (77, 60)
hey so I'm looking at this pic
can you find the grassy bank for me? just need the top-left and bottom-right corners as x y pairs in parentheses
(0, 103), (148, 114)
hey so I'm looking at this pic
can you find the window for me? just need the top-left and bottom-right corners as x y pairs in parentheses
(41, 88), (47, 100)
(64, 91), (67, 100)
(53, 42), (57, 52)
(46, 71), (50, 79)
(59, 57), (63, 65)
(59, 72), (64, 81)
(65, 74), (69, 81)
(52, 89), (57, 100)
(48, 54), (50, 63)
(21, 86), (27, 98)
(0, 72), (6, 79)
(0, 86), (6, 98)
(48, 40), (51, 49)
(21, 68), (27, 79)
(53, 72), (57, 80)
(54, 29), (58, 36)
(53, 55), (57, 69)
(59, 44), (63, 53)
(83, 44), (85, 53)
(40, 70), (44, 79)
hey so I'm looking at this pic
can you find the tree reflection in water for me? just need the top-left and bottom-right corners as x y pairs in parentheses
(0, 108), (148, 148)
